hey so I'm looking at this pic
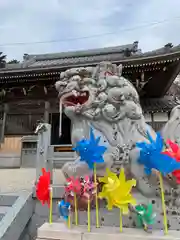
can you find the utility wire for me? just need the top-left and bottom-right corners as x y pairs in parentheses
(0, 16), (180, 47)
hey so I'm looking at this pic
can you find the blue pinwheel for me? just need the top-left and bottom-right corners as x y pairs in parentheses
(73, 127), (107, 169)
(136, 131), (180, 176)
(58, 200), (71, 220)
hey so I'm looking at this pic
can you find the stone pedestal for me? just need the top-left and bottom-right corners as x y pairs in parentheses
(36, 222), (180, 240)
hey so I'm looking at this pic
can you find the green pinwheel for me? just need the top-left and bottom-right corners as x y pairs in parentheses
(135, 204), (156, 229)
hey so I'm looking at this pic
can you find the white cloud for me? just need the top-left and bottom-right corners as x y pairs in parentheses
(0, 0), (180, 60)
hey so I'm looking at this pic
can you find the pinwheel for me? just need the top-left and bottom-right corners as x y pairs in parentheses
(163, 140), (180, 183)
(81, 176), (96, 199)
(99, 168), (136, 232)
(135, 204), (156, 230)
(73, 127), (107, 169)
(136, 132), (180, 176)
(65, 176), (82, 225)
(36, 168), (53, 224)
(73, 127), (107, 228)
(136, 131), (180, 235)
(58, 200), (71, 228)
(65, 176), (82, 194)
(81, 175), (97, 232)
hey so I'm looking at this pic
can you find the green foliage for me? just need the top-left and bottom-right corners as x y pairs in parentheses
(8, 59), (20, 64)
(0, 52), (6, 67)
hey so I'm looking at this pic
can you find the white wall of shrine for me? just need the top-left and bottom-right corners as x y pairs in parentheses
(153, 112), (169, 122)
(144, 112), (169, 123)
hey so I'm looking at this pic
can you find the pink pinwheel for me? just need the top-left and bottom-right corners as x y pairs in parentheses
(65, 176), (82, 195)
(81, 176), (97, 200)
(65, 176), (82, 224)
(163, 140), (180, 183)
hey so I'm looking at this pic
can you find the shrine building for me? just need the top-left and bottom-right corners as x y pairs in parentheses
(0, 41), (180, 166)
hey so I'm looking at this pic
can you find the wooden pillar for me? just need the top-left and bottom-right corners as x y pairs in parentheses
(44, 101), (50, 123)
(0, 103), (8, 143)
(151, 112), (154, 129)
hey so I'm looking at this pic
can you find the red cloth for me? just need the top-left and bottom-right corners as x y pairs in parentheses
(36, 168), (51, 207)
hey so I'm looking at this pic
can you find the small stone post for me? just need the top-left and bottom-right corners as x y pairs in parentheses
(35, 123), (51, 182)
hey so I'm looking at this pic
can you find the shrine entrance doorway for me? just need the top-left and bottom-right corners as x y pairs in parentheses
(50, 113), (71, 145)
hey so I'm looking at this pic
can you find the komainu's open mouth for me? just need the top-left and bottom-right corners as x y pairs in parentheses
(61, 90), (89, 106)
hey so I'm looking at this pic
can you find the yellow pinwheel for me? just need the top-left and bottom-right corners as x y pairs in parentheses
(99, 168), (136, 232)
(99, 168), (136, 214)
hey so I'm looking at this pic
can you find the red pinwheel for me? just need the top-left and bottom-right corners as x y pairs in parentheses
(36, 168), (51, 206)
(164, 140), (180, 183)
(65, 176), (82, 195)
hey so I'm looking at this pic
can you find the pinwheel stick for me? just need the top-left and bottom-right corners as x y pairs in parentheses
(94, 163), (99, 228)
(159, 173), (168, 235)
(87, 197), (91, 232)
(74, 193), (78, 225)
(68, 207), (71, 229)
(49, 187), (53, 224)
(119, 208), (123, 232)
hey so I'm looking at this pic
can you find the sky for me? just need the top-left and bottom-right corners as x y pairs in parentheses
(0, 0), (180, 61)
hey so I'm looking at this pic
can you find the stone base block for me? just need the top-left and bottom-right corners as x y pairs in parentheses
(0, 153), (21, 168)
(37, 222), (180, 240)
(37, 222), (82, 240)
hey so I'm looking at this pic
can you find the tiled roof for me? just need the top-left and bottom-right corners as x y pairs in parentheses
(5, 63), (22, 69)
(26, 43), (180, 69)
(28, 53), (135, 67)
(1, 42), (180, 72)
(26, 42), (139, 60)
(26, 41), (139, 68)
(141, 97), (178, 112)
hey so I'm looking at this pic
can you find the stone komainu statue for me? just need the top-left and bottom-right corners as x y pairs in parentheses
(55, 62), (180, 216)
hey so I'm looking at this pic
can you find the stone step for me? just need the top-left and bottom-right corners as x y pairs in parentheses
(0, 191), (34, 240)
(0, 194), (18, 206)
(0, 214), (4, 221)
(52, 157), (74, 168)
(0, 206), (11, 222)
(0, 194), (19, 222)
(0, 206), (11, 215)
(36, 222), (180, 240)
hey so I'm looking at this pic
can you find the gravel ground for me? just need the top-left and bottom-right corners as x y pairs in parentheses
(0, 168), (65, 193)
